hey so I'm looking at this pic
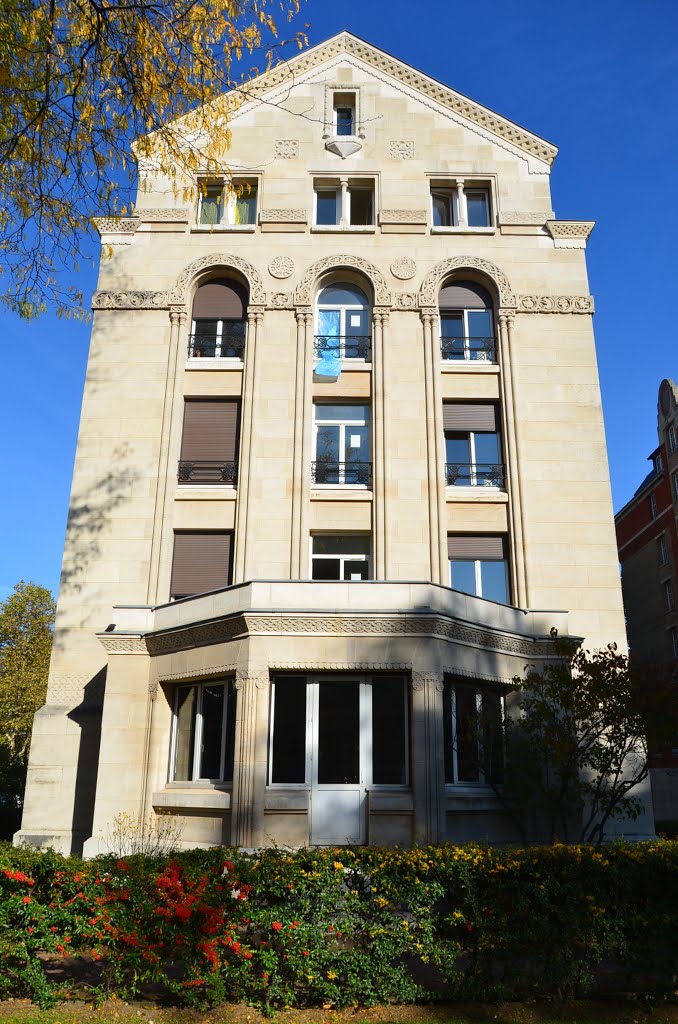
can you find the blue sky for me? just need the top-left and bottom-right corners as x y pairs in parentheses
(1, 0), (677, 600)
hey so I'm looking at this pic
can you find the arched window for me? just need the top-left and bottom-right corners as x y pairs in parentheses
(189, 278), (248, 359)
(438, 280), (495, 362)
(315, 282), (371, 361)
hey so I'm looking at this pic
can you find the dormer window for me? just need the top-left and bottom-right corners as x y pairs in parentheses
(334, 93), (356, 136)
(325, 87), (362, 157)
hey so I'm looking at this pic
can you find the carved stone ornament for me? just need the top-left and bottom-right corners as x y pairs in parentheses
(394, 292), (418, 309)
(518, 294), (594, 314)
(92, 291), (169, 310)
(148, 681), (159, 700)
(500, 211), (554, 226)
(545, 220), (595, 239)
(93, 216), (140, 235)
(235, 672), (269, 690)
(390, 257), (417, 280)
(420, 256), (515, 308)
(411, 672), (444, 692)
(260, 209), (307, 223)
(295, 255), (391, 307)
(169, 253), (266, 306)
(270, 292), (294, 309)
(382, 210), (427, 224)
(274, 140), (299, 159)
(98, 635), (149, 655)
(389, 141), (414, 160)
(137, 209), (189, 222)
(268, 256), (295, 279)
(158, 664), (237, 683)
(325, 138), (362, 159)
(48, 672), (105, 708)
(273, 662), (411, 672)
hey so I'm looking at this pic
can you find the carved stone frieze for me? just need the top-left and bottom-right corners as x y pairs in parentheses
(93, 217), (140, 235)
(295, 255), (391, 306)
(272, 662), (412, 672)
(260, 209), (307, 223)
(92, 291), (169, 310)
(274, 140), (299, 158)
(48, 672), (105, 708)
(500, 211), (554, 225)
(98, 636), (149, 655)
(169, 253), (266, 306)
(270, 292), (294, 309)
(137, 209), (189, 222)
(382, 211), (426, 225)
(420, 256), (515, 308)
(546, 220), (595, 238)
(389, 141), (414, 159)
(268, 256), (295, 279)
(518, 294), (594, 314)
(145, 615), (247, 655)
(158, 664), (237, 683)
(390, 257), (417, 279)
(394, 292), (418, 309)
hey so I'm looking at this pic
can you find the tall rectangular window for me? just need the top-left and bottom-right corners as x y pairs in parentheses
(650, 493), (658, 519)
(170, 532), (233, 599)
(448, 535), (510, 605)
(170, 679), (236, 782)
(443, 403), (503, 487)
(313, 404), (371, 486)
(179, 400), (239, 484)
(311, 534), (371, 580)
(658, 535), (669, 566)
(333, 92), (356, 136)
(669, 426), (677, 453)
(665, 579), (675, 612)
(443, 679), (504, 784)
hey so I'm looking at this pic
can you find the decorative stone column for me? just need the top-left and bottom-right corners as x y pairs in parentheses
(147, 308), (186, 603)
(291, 309), (313, 578)
(455, 180), (467, 227)
(421, 308), (445, 584)
(296, 307), (314, 579)
(231, 671), (269, 847)
(498, 313), (529, 606)
(234, 308), (264, 583)
(411, 671), (445, 843)
(372, 308), (389, 578)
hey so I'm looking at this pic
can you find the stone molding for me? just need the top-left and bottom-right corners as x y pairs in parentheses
(518, 294), (594, 314)
(274, 140), (299, 158)
(393, 293), (419, 309)
(420, 256), (515, 308)
(411, 672), (444, 692)
(137, 209), (189, 222)
(98, 635), (149, 655)
(389, 141), (414, 159)
(390, 257), (417, 280)
(260, 208), (307, 223)
(270, 292), (294, 309)
(273, 661), (412, 672)
(157, 664), (237, 683)
(237, 35), (556, 165)
(137, 610), (558, 659)
(381, 210), (427, 225)
(268, 256), (295, 278)
(444, 666), (516, 685)
(93, 217), (140, 235)
(500, 211), (554, 225)
(169, 252), (267, 306)
(92, 290), (169, 310)
(294, 254), (391, 306)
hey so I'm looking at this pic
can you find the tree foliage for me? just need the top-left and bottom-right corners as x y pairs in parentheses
(0, 581), (55, 831)
(0, 0), (305, 318)
(506, 640), (675, 844)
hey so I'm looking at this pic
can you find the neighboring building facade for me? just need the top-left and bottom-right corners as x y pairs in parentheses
(17, 33), (653, 854)
(615, 378), (678, 830)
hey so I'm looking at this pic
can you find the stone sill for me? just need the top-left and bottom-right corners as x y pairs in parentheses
(311, 489), (373, 501)
(431, 226), (496, 235)
(175, 487), (237, 501)
(153, 787), (232, 812)
(186, 358), (243, 371)
(191, 225), (256, 233)
(311, 225), (376, 234)
(446, 488), (508, 504)
(441, 362), (500, 374)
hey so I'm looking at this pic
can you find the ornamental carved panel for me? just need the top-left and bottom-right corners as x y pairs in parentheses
(389, 141), (414, 159)
(295, 255), (391, 306)
(268, 256), (295, 279)
(390, 257), (417, 280)
(92, 291), (169, 310)
(169, 253), (266, 306)
(518, 294), (594, 314)
(274, 140), (299, 158)
(419, 256), (515, 308)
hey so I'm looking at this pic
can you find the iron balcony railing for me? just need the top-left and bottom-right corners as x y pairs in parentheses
(188, 323), (246, 359)
(314, 335), (372, 361)
(312, 460), (372, 487)
(445, 463), (505, 488)
(440, 336), (496, 362)
(178, 460), (238, 485)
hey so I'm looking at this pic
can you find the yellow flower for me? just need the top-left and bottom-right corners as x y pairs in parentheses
(327, 970), (337, 980)
(333, 861), (344, 871)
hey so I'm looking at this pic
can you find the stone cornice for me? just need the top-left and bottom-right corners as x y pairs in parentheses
(230, 33), (557, 166)
(260, 208), (307, 223)
(499, 210), (554, 225)
(545, 220), (595, 249)
(93, 216), (140, 236)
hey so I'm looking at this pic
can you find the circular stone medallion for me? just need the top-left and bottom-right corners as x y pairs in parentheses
(390, 257), (417, 280)
(268, 256), (295, 280)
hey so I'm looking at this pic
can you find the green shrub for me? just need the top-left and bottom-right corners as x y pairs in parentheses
(0, 841), (677, 1010)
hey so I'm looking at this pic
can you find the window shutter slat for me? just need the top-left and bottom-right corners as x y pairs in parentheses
(170, 533), (233, 597)
(443, 403), (497, 431)
(180, 401), (239, 461)
(439, 281), (491, 309)
(448, 535), (505, 559)
(192, 279), (247, 319)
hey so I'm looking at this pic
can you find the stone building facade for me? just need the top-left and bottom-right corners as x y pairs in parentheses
(16, 33), (653, 854)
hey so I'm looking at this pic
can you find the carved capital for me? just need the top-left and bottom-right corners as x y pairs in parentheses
(411, 672), (444, 692)
(295, 306), (312, 325)
(420, 306), (438, 326)
(235, 672), (269, 691)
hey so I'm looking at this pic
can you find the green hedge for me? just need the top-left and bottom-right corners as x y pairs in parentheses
(1, 841), (677, 1009)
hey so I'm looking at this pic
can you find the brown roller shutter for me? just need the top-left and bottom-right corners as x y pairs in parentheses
(192, 278), (247, 319)
(443, 403), (498, 431)
(448, 535), (506, 559)
(439, 280), (492, 310)
(180, 400), (239, 461)
(170, 533), (233, 598)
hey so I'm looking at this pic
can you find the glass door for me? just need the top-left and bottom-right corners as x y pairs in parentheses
(310, 679), (368, 845)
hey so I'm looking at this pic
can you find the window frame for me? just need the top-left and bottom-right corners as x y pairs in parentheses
(429, 178), (494, 231)
(671, 626), (678, 660)
(448, 535), (510, 605)
(665, 579), (675, 612)
(310, 534), (371, 581)
(669, 425), (677, 453)
(650, 493), (658, 520)
(312, 177), (376, 231)
(658, 534), (669, 566)
(315, 283), (372, 363)
(444, 407), (504, 489)
(196, 177), (259, 230)
(443, 679), (505, 787)
(168, 678), (236, 785)
(312, 403), (371, 488)
(673, 471), (678, 502)
(332, 92), (357, 137)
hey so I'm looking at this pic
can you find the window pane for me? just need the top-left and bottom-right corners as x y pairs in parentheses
(235, 190), (257, 225)
(474, 432), (500, 465)
(480, 560), (508, 603)
(312, 557), (341, 580)
(316, 190), (339, 225)
(318, 681), (360, 784)
(199, 684), (225, 779)
(314, 535), (370, 555)
(315, 424), (340, 463)
(456, 685), (480, 782)
(223, 682), (236, 784)
(318, 284), (368, 306)
(443, 682), (455, 783)
(173, 686), (197, 781)
(349, 188), (374, 225)
(343, 559), (369, 580)
(467, 309), (493, 338)
(431, 190), (452, 227)
(317, 309), (341, 340)
(466, 190), (490, 227)
(315, 405), (368, 423)
(200, 190), (221, 225)
(271, 678), (307, 784)
(343, 425), (369, 465)
(336, 107), (354, 135)
(450, 559), (478, 596)
(482, 690), (504, 784)
(372, 678), (406, 784)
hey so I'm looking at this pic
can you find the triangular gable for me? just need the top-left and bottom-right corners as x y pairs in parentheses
(230, 31), (557, 166)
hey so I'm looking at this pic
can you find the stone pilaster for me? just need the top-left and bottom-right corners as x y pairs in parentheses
(411, 671), (445, 843)
(231, 671), (269, 847)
